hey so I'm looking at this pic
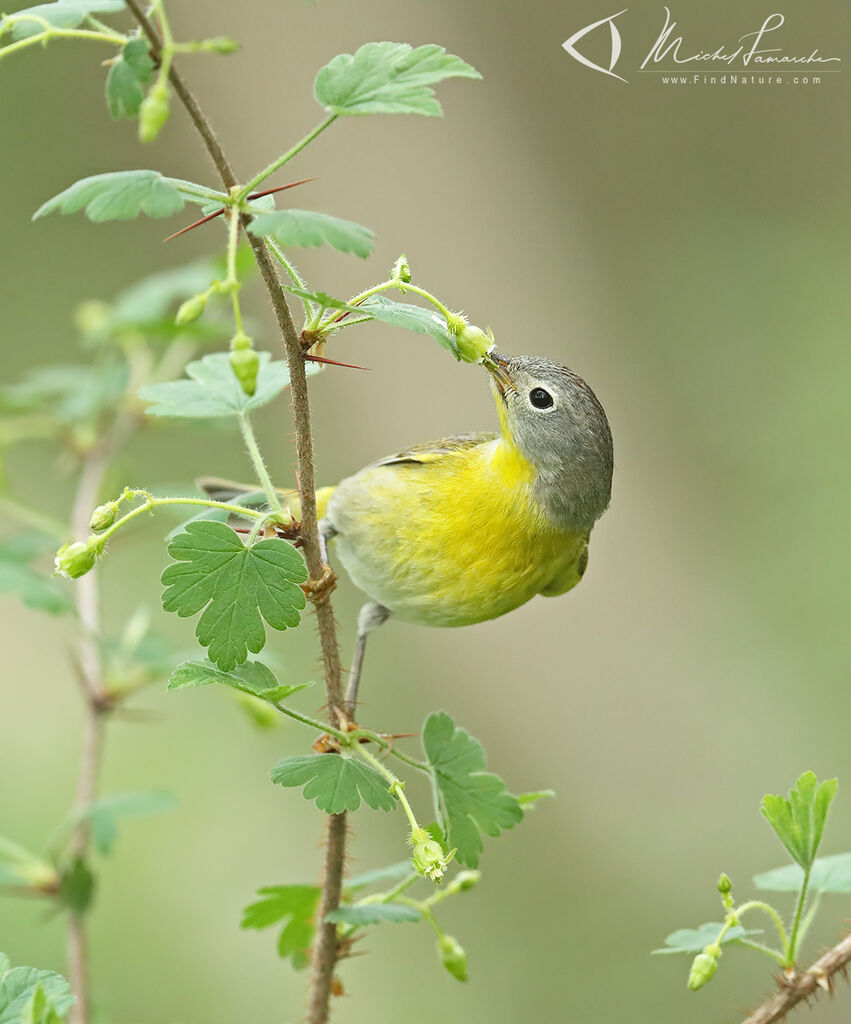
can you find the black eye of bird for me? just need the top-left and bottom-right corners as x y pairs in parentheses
(529, 387), (554, 409)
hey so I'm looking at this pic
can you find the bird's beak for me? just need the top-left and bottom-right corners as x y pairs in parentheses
(484, 350), (514, 397)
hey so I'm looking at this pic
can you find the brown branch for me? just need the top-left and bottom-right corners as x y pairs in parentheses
(742, 933), (851, 1024)
(66, 447), (110, 1024)
(123, 4), (347, 1020)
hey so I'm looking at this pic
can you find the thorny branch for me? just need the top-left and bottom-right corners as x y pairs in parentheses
(124, 4), (347, 1020)
(741, 932), (851, 1024)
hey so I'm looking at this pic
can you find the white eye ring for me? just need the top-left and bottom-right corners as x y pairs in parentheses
(528, 386), (556, 411)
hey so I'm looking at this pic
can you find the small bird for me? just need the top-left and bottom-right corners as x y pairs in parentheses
(206, 351), (613, 714)
(317, 350), (613, 712)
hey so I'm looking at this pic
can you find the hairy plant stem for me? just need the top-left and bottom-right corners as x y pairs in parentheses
(67, 447), (111, 1024)
(124, 4), (347, 1019)
(741, 931), (851, 1024)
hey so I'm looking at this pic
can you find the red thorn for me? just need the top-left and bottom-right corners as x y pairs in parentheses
(163, 177), (315, 242)
(163, 207), (225, 242)
(304, 354), (370, 371)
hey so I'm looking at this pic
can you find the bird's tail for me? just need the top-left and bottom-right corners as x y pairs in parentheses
(196, 477), (335, 520)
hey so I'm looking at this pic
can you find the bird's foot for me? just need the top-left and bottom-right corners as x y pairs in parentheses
(301, 564), (337, 605)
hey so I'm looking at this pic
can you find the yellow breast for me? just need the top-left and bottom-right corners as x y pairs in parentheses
(326, 437), (588, 627)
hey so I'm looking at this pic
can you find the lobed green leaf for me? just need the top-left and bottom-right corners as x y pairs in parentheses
(3, 0), (124, 40)
(360, 295), (459, 356)
(652, 922), (763, 955)
(0, 561), (72, 616)
(240, 885), (320, 969)
(314, 41), (480, 117)
(754, 852), (851, 894)
(761, 771), (838, 870)
(0, 962), (74, 1023)
(139, 352), (313, 419)
(422, 711), (522, 868)
(168, 658), (313, 704)
(34, 171), (185, 223)
(248, 209), (375, 258)
(105, 38), (154, 119)
(325, 903), (420, 925)
(73, 791), (176, 855)
(270, 753), (396, 815)
(161, 521), (307, 671)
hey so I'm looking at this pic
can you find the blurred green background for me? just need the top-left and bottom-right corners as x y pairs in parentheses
(1, 0), (849, 1021)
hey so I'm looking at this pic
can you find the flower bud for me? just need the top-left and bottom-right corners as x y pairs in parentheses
(455, 323), (491, 364)
(203, 36), (240, 54)
(175, 292), (208, 325)
(688, 948), (720, 991)
(392, 253), (412, 283)
(410, 826), (453, 883)
(54, 539), (100, 579)
(89, 501), (118, 532)
(446, 870), (481, 895)
(438, 934), (468, 982)
(139, 81), (170, 143)
(717, 873), (732, 895)
(74, 300), (110, 338)
(229, 333), (259, 396)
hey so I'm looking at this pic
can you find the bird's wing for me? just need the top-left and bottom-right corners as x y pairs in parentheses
(370, 432), (498, 468)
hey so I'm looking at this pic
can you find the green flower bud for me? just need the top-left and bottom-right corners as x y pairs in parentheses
(688, 949), (719, 991)
(54, 539), (100, 579)
(455, 323), (492, 364)
(229, 333), (259, 396)
(139, 81), (170, 143)
(175, 292), (208, 325)
(438, 935), (468, 982)
(392, 253), (412, 283)
(203, 36), (240, 54)
(410, 826), (454, 883)
(446, 870), (481, 895)
(717, 872), (732, 895)
(89, 501), (118, 532)
(235, 692), (278, 729)
(74, 300), (110, 338)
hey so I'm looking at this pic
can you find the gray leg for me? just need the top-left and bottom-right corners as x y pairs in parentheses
(318, 518), (337, 565)
(345, 602), (390, 718)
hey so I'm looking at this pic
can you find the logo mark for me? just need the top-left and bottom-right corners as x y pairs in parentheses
(562, 9), (628, 82)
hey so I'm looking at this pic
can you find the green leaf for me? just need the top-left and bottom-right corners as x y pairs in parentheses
(270, 753), (396, 814)
(422, 712), (522, 868)
(754, 852), (851, 894)
(0, 561), (72, 615)
(248, 210), (375, 259)
(164, 508), (231, 542)
(139, 352), (311, 418)
(1, 359), (128, 424)
(761, 771), (838, 869)
(360, 296), (459, 357)
(0, 964), (74, 1024)
(240, 885), (320, 969)
(326, 903), (420, 925)
(168, 658), (313, 703)
(314, 42), (480, 117)
(161, 521), (307, 671)
(4, 0), (123, 39)
(57, 857), (94, 916)
(343, 861), (412, 893)
(34, 171), (185, 223)
(0, 956), (8, 981)
(105, 38), (154, 118)
(74, 791), (176, 855)
(651, 922), (763, 955)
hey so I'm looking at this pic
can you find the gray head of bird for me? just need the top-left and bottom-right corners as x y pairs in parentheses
(484, 351), (613, 534)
